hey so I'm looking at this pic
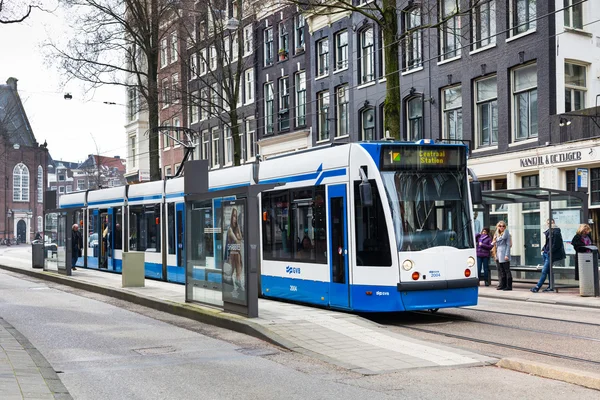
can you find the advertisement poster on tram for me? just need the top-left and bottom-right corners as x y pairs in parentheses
(221, 199), (247, 305)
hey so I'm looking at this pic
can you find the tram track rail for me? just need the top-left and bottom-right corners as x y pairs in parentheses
(454, 307), (600, 328)
(397, 324), (600, 366)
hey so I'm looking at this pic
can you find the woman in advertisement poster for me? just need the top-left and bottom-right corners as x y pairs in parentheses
(227, 208), (244, 291)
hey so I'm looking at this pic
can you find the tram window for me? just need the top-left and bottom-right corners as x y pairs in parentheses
(114, 209), (122, 250)
(167, 203), (176, 255)
(262, 186), (326, 264)
(129, 205), (161, 252)
(354, 180), (392, 266)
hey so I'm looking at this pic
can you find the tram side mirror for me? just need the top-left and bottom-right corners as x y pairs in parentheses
(470, 181), (483, 205)
(359, 181), (373, 207)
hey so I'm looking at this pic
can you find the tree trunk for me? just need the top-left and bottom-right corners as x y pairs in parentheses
(230, 109), (241, 166)
(148, 0), (161, 181)
(382, 0), (401, 140)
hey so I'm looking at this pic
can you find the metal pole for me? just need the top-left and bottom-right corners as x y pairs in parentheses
(548, 193), (555, 291)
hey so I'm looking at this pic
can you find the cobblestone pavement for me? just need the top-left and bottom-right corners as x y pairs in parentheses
(0, 317), (71, 400)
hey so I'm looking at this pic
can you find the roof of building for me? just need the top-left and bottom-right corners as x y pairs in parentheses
(0, 77), (38, 147)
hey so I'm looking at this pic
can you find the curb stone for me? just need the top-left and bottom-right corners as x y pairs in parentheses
(497, 357), (600, 391)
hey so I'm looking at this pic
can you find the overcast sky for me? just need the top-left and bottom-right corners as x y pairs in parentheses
(0, 7), (126, 164)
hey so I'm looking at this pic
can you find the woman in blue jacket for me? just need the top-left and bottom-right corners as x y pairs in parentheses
(493, 221), (512, 291)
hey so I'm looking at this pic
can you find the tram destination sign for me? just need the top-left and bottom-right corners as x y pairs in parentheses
(381, 146), (465, 170)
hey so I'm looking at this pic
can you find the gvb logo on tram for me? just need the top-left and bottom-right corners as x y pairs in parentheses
(286, 266), (302, 275)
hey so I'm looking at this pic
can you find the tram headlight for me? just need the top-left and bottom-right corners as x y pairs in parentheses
(467, 256), (476, 268)
(402, 259), (414, 271)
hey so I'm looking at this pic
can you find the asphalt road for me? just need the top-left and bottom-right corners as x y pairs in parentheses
(373, 297), (600, 376)
(1, 247), (599, 399)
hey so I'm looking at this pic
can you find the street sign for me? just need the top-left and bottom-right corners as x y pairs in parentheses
(138, 169), (150, 182)
(576, 168), (588, 192)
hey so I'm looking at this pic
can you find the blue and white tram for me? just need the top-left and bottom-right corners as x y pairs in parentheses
(58, 140), (479, 312)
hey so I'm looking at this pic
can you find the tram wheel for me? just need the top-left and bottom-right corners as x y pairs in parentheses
(429, 308), (439, 313)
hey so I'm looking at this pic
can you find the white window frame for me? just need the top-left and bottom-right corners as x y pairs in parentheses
(442, 85), (463, 140)
(171, 73), (179, 104)
(209, 45), (217, 71)
(475, 75), (499, 147)
(170, 32), (178, 63)
(66, 185), (72, 193)
(279, 22), (289, 60)
(336, 85), (349, 137)
(160, 39), (168, 67)
(472, 0), (496, 50)
(161, 78), (170, 108)
(77, 179), (85, 191)
(224, 126), (233, 166)
(316, 38), (329, 77)
(129, 135), (137, 168)
(334, 30), (348, 71)
(404, 7), (422, 71)
(245, 118), (256, 162)
(59, 186), (65, 194)
(565, 61), (587, 112)
(265, 82), (274, 134)
(317, 91), (330, 141)
(295, 71), (306, 127)
(406, 96), (423, 141)
(37, 165), (43, 203)
(165, 166), (172, 177)
(295, 14), (305, 53)
(244, 68), (254, 104)
(244, 24), (253, 57)
(200, 48), (207, 76)
(190, 91), (199, 124)
(37, 216), (43, 233)
(13, 163), (29, 202)
(361, 108), (375, 140)
(264, 28), (274, 66)
(509, 0), (536, 37)
(439, 0), (461, 60)
(189, 53), (198, 80)
(211, 127), (220, 168)
(360, 28), (374, 83)
(202, 130), (210, 161)
(279, 77), (290, 131)
(512, 63), (538, 141)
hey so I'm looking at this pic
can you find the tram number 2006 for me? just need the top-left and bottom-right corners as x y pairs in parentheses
(290, 285), (298, 292)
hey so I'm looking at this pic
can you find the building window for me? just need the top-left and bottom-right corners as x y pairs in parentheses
(59, 186), (65, 194)
(264, 82), (274, 134)
(359, 28), (374, 83)
(480, 180), (492, 191)
(129, 136), (136, 168)
(566, 170), (579, 207)
(279, 22), (289, 60)
(295, 14), (305, 52)
(189, 54), (197, 79)
(317, 91), (330, 141)
(209, 45), (217, 71)
(37, 165), (43, 203)
(404, 7), (422, 70)
(190, 91), (199, 123)
(513, 63), (538, 140)
(361, 108), (375, 140)
(51, 186), (56, 191)
(522, 174), (539, 210)
(58, 174), (65, 181)
(211, 83), (219, 115)
(245, 118), (256, 161)
(160, 39), (167, 67)
(77, 179), (85, 190)
(335, 30), (348, 70)
(13, 163), (29, 202)
(336, 85), (349, 138)
(244, 68), (254, 104)
(591, 168), (600, 205)
(564, 0), (583, 29)
(442, 85), (462, 140)
(565, 62), (586, 112)
(225, 126), (233, 165)
(200, 88), (208, 120)
(127, 88), (137, 122)
(406, 97), (423, 140)
(66, 185), (72, 193)
(264, 28), (274, 66)
(161, 78), (170, 107)
(171, 74), (179, 103)
(279, 77), (290, 130)
(475, 75), (498, 147)
(439, 0), (460, 60)
(170, 32), (177, 63)
(244, 24), (253, 56)
(200, 48), (207, 75)
(472, 0), (496, 49)
(37, 216), (42, 233)
(211, 128), (220, 167)
(510, 0), (536, 36)
(295, 71), (306, 126)
(165, 166), (172, 177)
(317, 38), (329, 77)
(200, 130), (209, 161)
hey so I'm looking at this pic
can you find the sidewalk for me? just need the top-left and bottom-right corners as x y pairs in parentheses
(0, 254), (494, 375)
(479, 281), (600, 309)
(0, 317), (71, 400)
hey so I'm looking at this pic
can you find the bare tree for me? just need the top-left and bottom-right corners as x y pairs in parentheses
(0, 0), (38, 23)
(45, 0), (182, 181)
(181, 0), (256, 166)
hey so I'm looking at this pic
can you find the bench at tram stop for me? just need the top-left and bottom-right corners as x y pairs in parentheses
(122, 252), (145, 288)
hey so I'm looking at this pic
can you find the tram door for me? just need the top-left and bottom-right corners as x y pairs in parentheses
(95, 209), (113, 270)
(176, 203), (185, 271)
(328, 184), (350, 309)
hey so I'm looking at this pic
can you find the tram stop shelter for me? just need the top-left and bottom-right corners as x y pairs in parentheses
(475, 188), (589, 291)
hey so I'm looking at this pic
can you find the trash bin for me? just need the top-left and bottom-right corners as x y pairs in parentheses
(122, 252), (145, 287)
(32, 243), (44, 269)
(578, 246), (599, 297)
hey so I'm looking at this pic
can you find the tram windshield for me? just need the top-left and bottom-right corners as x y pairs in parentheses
(382, 170), (474, 252)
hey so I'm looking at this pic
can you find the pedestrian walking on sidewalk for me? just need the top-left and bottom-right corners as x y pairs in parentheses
(571, 224), (593, 281)
(476, 227), (493, 286)
(71, 224), (83, 271)
(493, 221), (512, 291)
(531, 219), (566, 293)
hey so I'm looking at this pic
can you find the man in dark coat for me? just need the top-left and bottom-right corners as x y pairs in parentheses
(531, 219), (565, 292)
(72, 224), (83, 271)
